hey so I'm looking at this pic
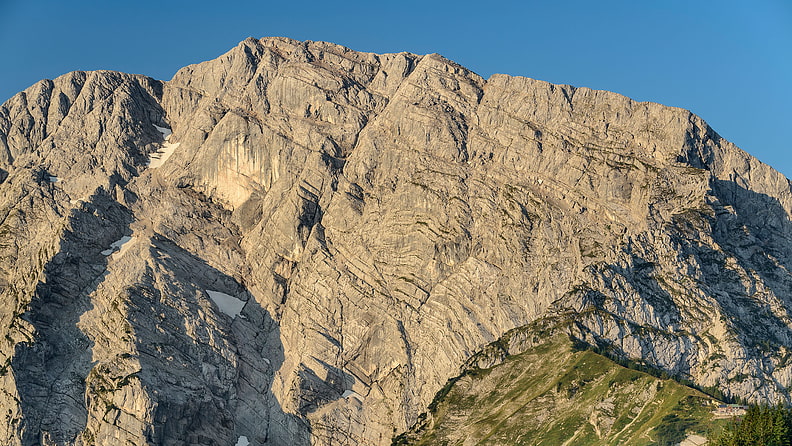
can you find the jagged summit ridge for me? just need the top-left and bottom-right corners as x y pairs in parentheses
(0, 37), (791, 445)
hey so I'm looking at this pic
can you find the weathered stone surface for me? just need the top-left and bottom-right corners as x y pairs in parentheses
(1, 36), (792, 445)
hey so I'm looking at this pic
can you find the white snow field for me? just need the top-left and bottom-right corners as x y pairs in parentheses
(101, 236), (134, 257)
(147, 125), (180, 168)
(206, 290), (246, 318)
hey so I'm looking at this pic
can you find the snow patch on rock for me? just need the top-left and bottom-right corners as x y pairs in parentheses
(206, 290), (246, 318)
(101, 236), (134, 257)
(153, 125), (172, 139)
(148, 125), (180, 168)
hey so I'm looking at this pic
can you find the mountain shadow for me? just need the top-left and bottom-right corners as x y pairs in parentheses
(707, 179), (792, 349)
(122, 236), (309, 445)
(12, 188), (132, 445)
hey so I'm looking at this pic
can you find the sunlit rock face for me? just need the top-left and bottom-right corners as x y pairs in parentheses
(1, 36), (791, 445)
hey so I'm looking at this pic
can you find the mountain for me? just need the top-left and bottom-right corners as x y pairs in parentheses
(1, 36), (791, 445)
(394, 319), (727, 445)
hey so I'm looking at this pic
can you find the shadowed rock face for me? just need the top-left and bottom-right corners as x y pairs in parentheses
(0, 36), (791, 445)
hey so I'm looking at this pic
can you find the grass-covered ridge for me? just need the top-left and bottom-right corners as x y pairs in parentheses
(394, 329), (730, 445)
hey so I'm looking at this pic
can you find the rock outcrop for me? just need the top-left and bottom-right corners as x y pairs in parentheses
(1, 36), (791, 445)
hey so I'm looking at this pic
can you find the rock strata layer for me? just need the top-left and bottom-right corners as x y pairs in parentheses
(1, 36), (791, 445)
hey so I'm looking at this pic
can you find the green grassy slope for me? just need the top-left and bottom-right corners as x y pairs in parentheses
(395, 332), (729, 446)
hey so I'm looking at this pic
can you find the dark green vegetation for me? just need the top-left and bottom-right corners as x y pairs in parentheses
(712, 405), (792, 446)
(394, 330), (730, 445)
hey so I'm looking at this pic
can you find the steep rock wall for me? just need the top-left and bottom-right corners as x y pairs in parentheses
(0, 37), (791, 445)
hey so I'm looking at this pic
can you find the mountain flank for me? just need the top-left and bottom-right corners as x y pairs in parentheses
(395, 320), (730, 445)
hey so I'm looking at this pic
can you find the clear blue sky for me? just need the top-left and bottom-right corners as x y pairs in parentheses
(2, 0), (790, 177)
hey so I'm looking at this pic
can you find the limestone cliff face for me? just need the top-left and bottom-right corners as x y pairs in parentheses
(1, 36), (791, 445)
